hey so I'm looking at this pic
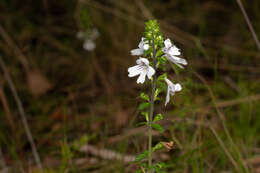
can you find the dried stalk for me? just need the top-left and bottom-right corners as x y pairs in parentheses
(236, 0), (260, 51)
(80, 144), (135, 163)
(0, 57), (43, 172)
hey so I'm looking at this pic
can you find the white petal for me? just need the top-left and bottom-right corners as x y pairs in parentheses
(174, 56), (187, 65)
(131, 49), (143, 56)
(168, 46), (180, 56)
(164, 39), (172, 48)
(165, 55), (186, 68)
(83, 40), (96, 51)
(174, 83), (182, 91)
(128, 65), (141, 77)
(164, 77), (173, 86)
(137, 71), (147, 84)
(147, 66), (155, 79)
(138, 37), (145, 48)
(165, 86), (170, 106)
(137, 58), (149, 66)
(143, 44), (149, 50)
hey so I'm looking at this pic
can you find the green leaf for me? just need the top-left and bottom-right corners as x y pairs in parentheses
(157, 73), (167, 82)
(154, 88), (162, 101)
(140, 93), (150, 102)
(141, 112), (149, 122)
(136, 122), (147, 127)
(156, 81), (167, 90)
(138, 102), (150, 110)
(152, 142), (163, 152)
(156, 49), (163, 57)
(152, 123), (165, 133)
(153, 113), (163, 122)
(155, 162), (166, 169)
(135, 150), (148, 162)
(134, 170), (142, 173)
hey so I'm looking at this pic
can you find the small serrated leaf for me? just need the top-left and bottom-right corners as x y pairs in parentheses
(152, 142), (163, 152)
(140, 93), (150, 102)
(154, 88), (162, 101)
(157, 73), (167, 81)
(153, 113), (163, 122)
(141, 112), (149, 122)
(152, 123), (165, 133)
(135, 150), (148, 162)
(138, 102), (150, 110)
(156, 49), (163, 57)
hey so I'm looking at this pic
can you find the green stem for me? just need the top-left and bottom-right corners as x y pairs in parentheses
(148, 32), (156, 173)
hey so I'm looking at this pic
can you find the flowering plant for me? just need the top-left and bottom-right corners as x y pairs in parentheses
(128, 20), (187, 173)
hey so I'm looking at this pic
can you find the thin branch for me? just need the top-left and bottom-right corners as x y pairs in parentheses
(0, 25), (30, 71)
(0, 146), (8, 173)
(0, 79), (16, 132)
(236, 0), (260, 51)
(209, 126), (241, 173)
(80, 144), (135, 163)
(0, 57), (43, 172)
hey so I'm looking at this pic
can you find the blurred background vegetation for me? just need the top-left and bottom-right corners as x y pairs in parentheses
(0, 0), (260, 172)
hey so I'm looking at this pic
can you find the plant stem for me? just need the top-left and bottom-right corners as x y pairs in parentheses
(148, 32), (156, 173)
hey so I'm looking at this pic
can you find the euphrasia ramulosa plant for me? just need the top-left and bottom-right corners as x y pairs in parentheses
(128, 20), (187, 173)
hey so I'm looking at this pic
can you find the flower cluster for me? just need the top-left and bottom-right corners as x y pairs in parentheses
(128, 34), (187, 106)
(128, 20), (187, 173)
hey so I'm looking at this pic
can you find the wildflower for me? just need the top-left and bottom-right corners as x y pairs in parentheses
(162, 38), (187, 68)
(83, 39), (96, 51)
(164, 77), (182, 106)
(130, 37), (149, 56)
(128, 58), (155, 84)
(76, 28), (99, 51)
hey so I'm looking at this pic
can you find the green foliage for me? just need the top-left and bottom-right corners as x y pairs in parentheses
(79, 8), (92, 30)
(152, 142), (163, 152)
(140, 92), (150, 102)
(152, 123), (165, 133)
(60, 141), (74, 173)
(138, 102), (150, 110)
(135, 150), (149, 162)
(153, 113), (163, 122)
(154, 88), (162, 101)
(141, 111), (149, 122)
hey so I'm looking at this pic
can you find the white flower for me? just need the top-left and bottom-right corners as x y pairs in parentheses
(162, 38), (187, 68)
(128, 58), (155, 84)
(130, 37), (149, 56)
(77, 28), (100, 51)
(83, 39), (96, 51)
(164, 77), (182, 106)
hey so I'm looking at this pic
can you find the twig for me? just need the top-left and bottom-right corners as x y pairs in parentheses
(0, 79), (16, 132)
(80, 144), (135, 163)
(0, 146), (8, 173)
(0, 25), (30, 71)
(0, 57), (43, 172)
(209, 126), (241, 173)
(236, 0), (260, 51)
